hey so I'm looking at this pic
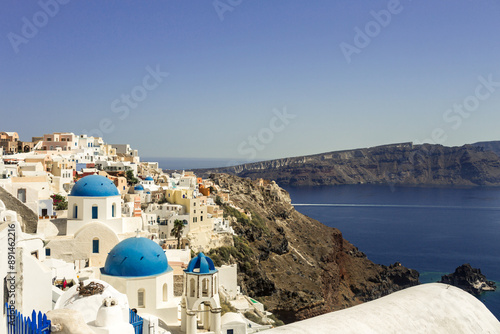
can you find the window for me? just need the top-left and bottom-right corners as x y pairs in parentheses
(190, 278), (196, 297)
(112, 203), (116, 217)
(228, 330), (234, 334)
(138, 289), (145, 307)
(202, 278), (209, 297)
(45, 248), (51, 257)
(92, 238), (99, 253)
(74, 205), (78, 218)
(163, 284), (168, 302)
(17, 189), (26, 203)
(200, 216), (203, 222)
(92, 205), (98, 219)
(193, 217), (197, 223)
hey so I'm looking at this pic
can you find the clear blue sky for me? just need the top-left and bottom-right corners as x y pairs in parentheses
(1, 1), (500, 161)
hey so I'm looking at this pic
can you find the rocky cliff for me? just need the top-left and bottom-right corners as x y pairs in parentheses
(473, 140), (500, 157)
(207, 174), (419, 323)
(195, 142), (500, 187)
(440, 264), (497, 295)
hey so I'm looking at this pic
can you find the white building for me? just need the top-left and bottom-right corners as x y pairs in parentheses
(221, 312), (247, 334)
(51, 278), (134, 334)
(0, 199), (52, 324)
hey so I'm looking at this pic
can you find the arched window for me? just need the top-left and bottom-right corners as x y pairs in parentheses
(138, 289), (145, 307)
(112, 203), (116, 217)
(190, 278), (196, 297)
(92, 205), (98, 219)
(163, 283), (168, 302)
(92, 238), (99, 253)
(73, 205), (78, 219)
(202, 278), (209, 297)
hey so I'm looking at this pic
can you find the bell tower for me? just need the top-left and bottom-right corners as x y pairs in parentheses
(181, 253), (221, 334)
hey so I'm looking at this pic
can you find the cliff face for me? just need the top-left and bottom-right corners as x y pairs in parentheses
(195, 142), (500, 187)
(209, 174), (419, 323)
(473, 141), (500, 157)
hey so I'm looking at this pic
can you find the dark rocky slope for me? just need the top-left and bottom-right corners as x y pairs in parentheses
(208, 174), (419, 323)
(195, 142), (500, 187)
(440, 264), (496, 295)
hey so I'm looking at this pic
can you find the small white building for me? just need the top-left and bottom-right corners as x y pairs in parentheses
(221, 312), (247, 334)
(52, 278), (134, 334)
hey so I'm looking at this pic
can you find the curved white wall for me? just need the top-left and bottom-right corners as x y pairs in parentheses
(266, 283), (500, 334)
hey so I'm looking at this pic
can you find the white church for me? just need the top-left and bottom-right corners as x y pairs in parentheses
(100, 236), (179, 325)
(41, 174), (143, 267)
(100, 236), (222, 333)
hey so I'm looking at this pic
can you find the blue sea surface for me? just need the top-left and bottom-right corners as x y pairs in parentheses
(283, 184), (500, 319)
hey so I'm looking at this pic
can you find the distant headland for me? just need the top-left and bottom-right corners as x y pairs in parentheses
(193, 141), (500, 187)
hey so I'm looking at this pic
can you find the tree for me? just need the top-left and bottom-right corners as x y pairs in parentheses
(51, 194), (68, 210)
(170, 219), (184, 249)
(126, 170), (139, 185)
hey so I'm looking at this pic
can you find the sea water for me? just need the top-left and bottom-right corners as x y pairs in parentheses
(283, 184), (500, 319)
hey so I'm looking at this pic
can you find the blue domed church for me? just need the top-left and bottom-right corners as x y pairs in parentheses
(67, 174), (123, 236)
(44, 174), (144, 267)
(100, 236), (179, 325)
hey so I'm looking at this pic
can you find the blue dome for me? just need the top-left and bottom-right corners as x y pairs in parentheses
(103, 237), (172, 277)
(70, 175), (119, 197)
(134, 185), (144, 191)
(185, 253), (217, 275)
(145, 176), (154, 181)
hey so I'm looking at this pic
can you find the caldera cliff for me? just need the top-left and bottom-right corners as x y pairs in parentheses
(194, 142), (500, 187)
(207, 174), (419, 323)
